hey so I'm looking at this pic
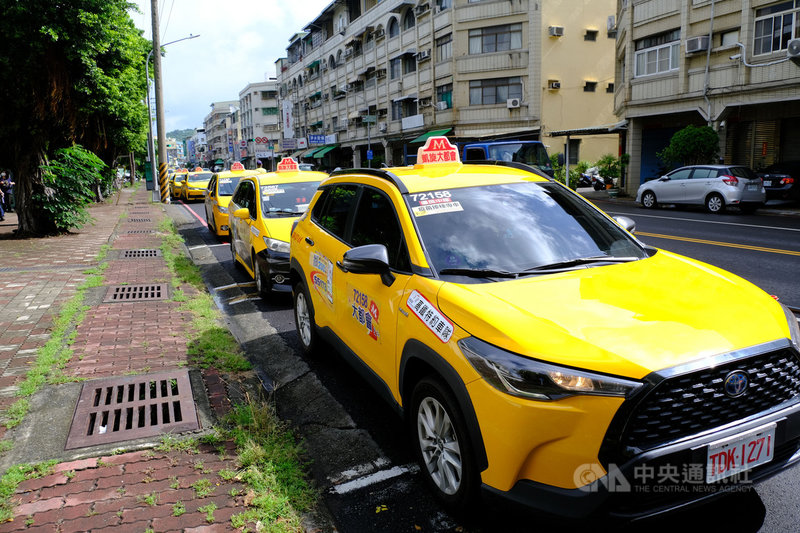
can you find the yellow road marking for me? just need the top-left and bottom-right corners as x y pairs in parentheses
(638, 232), (800, 257)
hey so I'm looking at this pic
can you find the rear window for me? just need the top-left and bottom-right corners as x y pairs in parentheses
(729, 167), (757, 180)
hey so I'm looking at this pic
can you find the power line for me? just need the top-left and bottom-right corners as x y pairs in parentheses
(162, 0), (176, 41)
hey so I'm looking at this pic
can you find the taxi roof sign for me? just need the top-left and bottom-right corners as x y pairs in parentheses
(416, 136), (460, 165)
(193, 167), (203, 172)
(276, 157), (299, 173)
(230, 162), (245, 172)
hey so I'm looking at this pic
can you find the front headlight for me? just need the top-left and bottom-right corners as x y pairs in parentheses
(783, 304), (800, 351)
(217, 205), (228, 214)
(459, 337), (642, 401)
(263, 237), (290, 254)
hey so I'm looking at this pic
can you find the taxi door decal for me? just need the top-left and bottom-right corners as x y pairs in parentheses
(406, 290), (454, 343)
(348, 284), (380, 341)
(310, 252), (334, 305)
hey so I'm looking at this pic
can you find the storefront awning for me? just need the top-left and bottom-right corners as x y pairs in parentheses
(392, 93), (418, 103)
(299, 147), (322, 158)
(410, 128), (453, 143)
(390, 48), (416, 61)
(313, 145), (338, 158)
(290, 150), (306, 159)
(305, 60), (320, 70)
(548, 120), (628, 137)
(348, 111), (361, 119)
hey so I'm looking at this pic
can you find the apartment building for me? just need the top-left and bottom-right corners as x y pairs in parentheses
(239, 80), (281, 170)
(203, 100), (238, 169)
(186, 128), (208, 166)
(276, 0), (617, 169)
(614, 0), (800, 194)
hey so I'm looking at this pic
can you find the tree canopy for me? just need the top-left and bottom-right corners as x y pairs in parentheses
(658, 125), (720, 169)
(0, 0), (151, 235)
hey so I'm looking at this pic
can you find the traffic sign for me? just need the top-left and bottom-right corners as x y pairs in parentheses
(366, 150), (373, 160)
(363, 115), (377, 124)
(240, 140), (247, 148)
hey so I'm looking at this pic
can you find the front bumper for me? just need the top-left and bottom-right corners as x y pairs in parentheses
(486, 397), (800, 519)
(185, 189), (206, 200)
(256, 249), (292, 292)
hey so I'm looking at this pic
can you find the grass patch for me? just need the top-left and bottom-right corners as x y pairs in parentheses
(198, 502), (217, 523)
(0, 461), (57, 521)
(155, 434), (199, 454)
(191, 478), (214, 498)
(172, 501), (185, 516)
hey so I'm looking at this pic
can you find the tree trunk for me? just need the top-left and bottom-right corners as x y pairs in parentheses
(13, 145), (55, 236)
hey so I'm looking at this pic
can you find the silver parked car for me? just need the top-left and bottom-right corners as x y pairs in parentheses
(636, 165), (765, 213)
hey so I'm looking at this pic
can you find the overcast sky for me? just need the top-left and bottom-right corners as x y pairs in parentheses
(131, 0), (332, 132)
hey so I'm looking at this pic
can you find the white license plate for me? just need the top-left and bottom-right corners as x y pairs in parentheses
(706, 424), (776, 483)
(747, 184), (760, 191)
(763, 180), (772, 187)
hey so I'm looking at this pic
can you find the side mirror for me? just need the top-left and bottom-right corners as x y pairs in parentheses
(232, 207), (250, 220)
(658, 176), (670, 182)
(614, 216), (636, 234)
(338, 244), (395, 286)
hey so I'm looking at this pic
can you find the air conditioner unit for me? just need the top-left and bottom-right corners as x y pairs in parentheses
(788, 38), (800, 59)
(376, 68), (387, 78)
(418, 98), (432, 107)
(379, 122), (387, 132)
(434, 101), (448, 111)
(686, 35), (710, 54)
(548, 80), (561, 89)
(375, 28), (385, 38)
(507, 98), (521, 109)
(416, 49), (431, 61)
(548, 26), (564, 37)
(415, 3), (430, 15)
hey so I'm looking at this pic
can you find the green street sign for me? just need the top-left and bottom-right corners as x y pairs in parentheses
(362, 115), (377, 124)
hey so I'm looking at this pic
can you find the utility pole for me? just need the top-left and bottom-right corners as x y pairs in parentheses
(151, 0), (169, 203)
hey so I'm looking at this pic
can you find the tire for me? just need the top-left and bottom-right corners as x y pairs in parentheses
(706, 193), (725, 213)
(641, 191), (657, 209)
(253, 251), (271, 299)
(206, 210), (216, 233)
(593, 181), (605, 191)
(230, 237), (243, 270)
(410, 377), (479, 513)
(293, 282), (318, 355)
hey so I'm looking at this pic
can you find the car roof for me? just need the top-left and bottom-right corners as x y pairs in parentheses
(255, 171), (328, 185)
(325, 162), (550, 194)
(214, 169), (261, 179)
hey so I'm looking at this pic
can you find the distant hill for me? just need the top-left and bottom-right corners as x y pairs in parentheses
(167, 128), (195, 143)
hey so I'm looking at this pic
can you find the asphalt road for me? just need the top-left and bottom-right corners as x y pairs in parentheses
(173, 195), (800, 533)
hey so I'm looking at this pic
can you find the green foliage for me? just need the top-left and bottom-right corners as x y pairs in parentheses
(658, 125), (719, 167)
(0, 461), (57, 521)
(595, 153), (630, 182)
(548, 154), (591, 190)
(35, 145), (109, 232)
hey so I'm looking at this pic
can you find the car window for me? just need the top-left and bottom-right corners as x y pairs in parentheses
(217, 176), (242, 196)
(690, 168), (714, 179)
(232, 180), (256, 217)
(207, 176), (217, 193)
(667, 168), (692, 180)
(313, 185), (359, 239)
(350, 187), (411, 271)
(729, 167), (757, 179)
(409, 182), (647, 278)
(260, 181), (321, 217)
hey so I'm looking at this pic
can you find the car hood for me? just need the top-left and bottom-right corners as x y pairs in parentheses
(187, 180), (210, 188)
(217, 196), (232, 208)
(436, 250), (789, 379)
(262, 216), (298, 242)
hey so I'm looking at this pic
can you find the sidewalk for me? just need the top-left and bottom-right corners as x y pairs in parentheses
(0, 187), (270, 532)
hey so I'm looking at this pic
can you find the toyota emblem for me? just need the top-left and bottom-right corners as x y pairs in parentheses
(724, 370), (749, 398)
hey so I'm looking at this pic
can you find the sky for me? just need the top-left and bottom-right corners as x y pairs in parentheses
(130, 0), (332, 132)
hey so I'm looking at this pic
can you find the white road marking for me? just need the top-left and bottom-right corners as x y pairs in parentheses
(214, 282), (255, 292)
(604, 211), (800, 233)
(227, 293), (261, 305)
(329, 464), (418, 495)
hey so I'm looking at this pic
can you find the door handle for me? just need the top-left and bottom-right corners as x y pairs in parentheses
(305, 237), (314, 246)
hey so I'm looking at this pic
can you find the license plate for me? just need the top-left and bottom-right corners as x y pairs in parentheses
(746, 184), (760, 191)
(763, 180), (772, 187)
(706, 424), (775, 483)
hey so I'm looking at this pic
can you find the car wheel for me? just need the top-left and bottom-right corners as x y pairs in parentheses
(230, 237), (243, 270)
(410, 377), (478, 513)
(706, 193), (725, 213)
(206, 210), (215, 232)
(293, 282), (318, 355)
(641, 191), (657, 209)
(253, 251), (271, 298)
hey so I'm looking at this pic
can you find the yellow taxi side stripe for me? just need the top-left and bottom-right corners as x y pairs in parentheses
(638, 232), (800, 257)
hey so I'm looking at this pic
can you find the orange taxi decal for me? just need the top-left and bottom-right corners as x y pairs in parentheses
(416, 136), (460, 165)
(277, 157), (300, 172)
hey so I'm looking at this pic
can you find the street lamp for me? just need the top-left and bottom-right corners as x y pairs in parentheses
(145, 33), (200, 201)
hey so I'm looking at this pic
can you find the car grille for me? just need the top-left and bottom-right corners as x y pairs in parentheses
(621, 349), (800, 451)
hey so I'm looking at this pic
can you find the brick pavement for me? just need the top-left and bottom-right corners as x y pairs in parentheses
(0, 187), (255, 532)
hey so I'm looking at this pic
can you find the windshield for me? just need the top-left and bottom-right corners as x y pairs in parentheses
(188, 172), (213, 182)
(217, 176), (243, 196)
(408, 182), (646, 280)
(488, 143), (552, 174)
(260, 181), (321, 217)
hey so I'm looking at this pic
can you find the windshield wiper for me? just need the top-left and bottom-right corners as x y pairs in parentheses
(268, 208), (303, 216)
(523, 256), (640, 272)
(437, 267), (519, 279)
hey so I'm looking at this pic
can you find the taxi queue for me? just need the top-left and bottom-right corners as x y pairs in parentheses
(178, 140), (800, 521)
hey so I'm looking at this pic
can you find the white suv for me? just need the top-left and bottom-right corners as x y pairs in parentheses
(636, 165), (765, 213)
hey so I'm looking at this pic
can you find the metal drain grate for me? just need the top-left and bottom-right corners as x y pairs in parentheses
(121, 249), (162, 259)
(126, 229), (154, 234)
(103, 283), (169, 302)
(65, 371), (200, 449)
(129, 218), (152, 222)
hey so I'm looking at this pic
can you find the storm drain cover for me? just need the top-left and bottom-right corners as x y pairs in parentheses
(126, 229), (154, 234)
(121, 249), (162, 259)
(129, 218), (152, 222)
(66, 371), (200, 450)
(103, 283), (169, 302)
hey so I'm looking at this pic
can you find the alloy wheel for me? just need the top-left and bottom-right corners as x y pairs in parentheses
(417, 396), (462, 495)
(295, 291), (312, 349)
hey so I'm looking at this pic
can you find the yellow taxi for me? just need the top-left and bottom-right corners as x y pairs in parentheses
(229, 158), (327, 298)
(179, 167), (214, 201)
(289, 137), (800, 518)
(203, 162), (262, 238)
(169, 168), (189, 199)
